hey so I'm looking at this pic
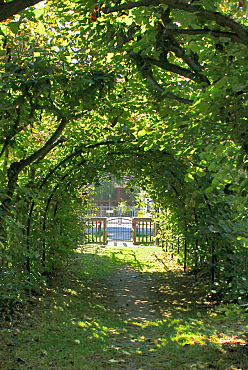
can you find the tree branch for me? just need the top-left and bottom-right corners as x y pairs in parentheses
(164, 27), (242, 44)
(138, 63), (193, 104)
(129, 51), (199, 82)
(145, 53), (209, 85)
(2, 116), (68, 209)
(16, 117), (67, 173)
(37, 140), (124, 190)
(147, 73), (193, 103)
(103, 0), (248, 45)
(168, 44), (210, 84)
(129, 51), (194, 102)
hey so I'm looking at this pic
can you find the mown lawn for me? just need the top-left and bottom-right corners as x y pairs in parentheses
(0, 245), (248, 369)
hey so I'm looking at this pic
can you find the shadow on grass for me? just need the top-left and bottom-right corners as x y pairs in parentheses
(1, 248), (247, 370)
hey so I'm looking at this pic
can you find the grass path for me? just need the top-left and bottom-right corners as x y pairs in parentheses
(1, 245), (248, 369)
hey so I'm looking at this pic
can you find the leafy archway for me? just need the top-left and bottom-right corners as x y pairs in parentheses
(0, 0), (247, 305)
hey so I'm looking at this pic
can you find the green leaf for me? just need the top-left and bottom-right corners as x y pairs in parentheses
(121, 16), (133, 26)
(137, 129), (147, 137)
(185, 173), (195, 182)
(106, 53), (114, 63)
(33, 8), (43, 20)
(37, 23), (45, 34)
(8, 22), (20, 34)
(205, 187), (214, 194)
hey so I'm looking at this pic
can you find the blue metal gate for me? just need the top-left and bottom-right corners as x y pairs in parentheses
(107, 217), (132, 241)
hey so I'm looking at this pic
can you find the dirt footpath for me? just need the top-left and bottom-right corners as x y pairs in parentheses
(105, 265), (156, 322)
(103, 266), (158, 370)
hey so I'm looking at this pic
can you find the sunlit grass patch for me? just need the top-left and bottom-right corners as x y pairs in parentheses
(81, 244), (180, 273)
(1, 247), (248, 370)
(171, 330), (207, 346)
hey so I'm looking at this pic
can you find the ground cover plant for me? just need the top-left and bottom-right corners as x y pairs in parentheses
(0, 0), (248, 350)
(1, 245), (247, 369)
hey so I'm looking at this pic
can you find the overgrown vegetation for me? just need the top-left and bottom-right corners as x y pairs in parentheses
(0, 0), (248, 306)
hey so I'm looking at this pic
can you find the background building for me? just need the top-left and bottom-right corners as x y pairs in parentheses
(92, 181), (134, 207)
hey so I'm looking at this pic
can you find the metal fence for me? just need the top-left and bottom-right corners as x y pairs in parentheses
(86, 206), (147, 218)
(107, 217), (133, 241)
(83, 216), (156, 245)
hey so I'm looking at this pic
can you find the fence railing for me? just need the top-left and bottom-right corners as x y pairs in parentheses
(83, 216), (156, 245)
(86, 206), (147, 218)
(132, 217), (156, 245)
(83, 217), (107, 244)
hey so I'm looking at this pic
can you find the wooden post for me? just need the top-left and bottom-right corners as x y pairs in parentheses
(132, 218), (136, 245)
(103, 218), (107, 245)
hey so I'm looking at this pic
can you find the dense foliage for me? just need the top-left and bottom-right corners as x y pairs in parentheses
(0, 0), (247, 305)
